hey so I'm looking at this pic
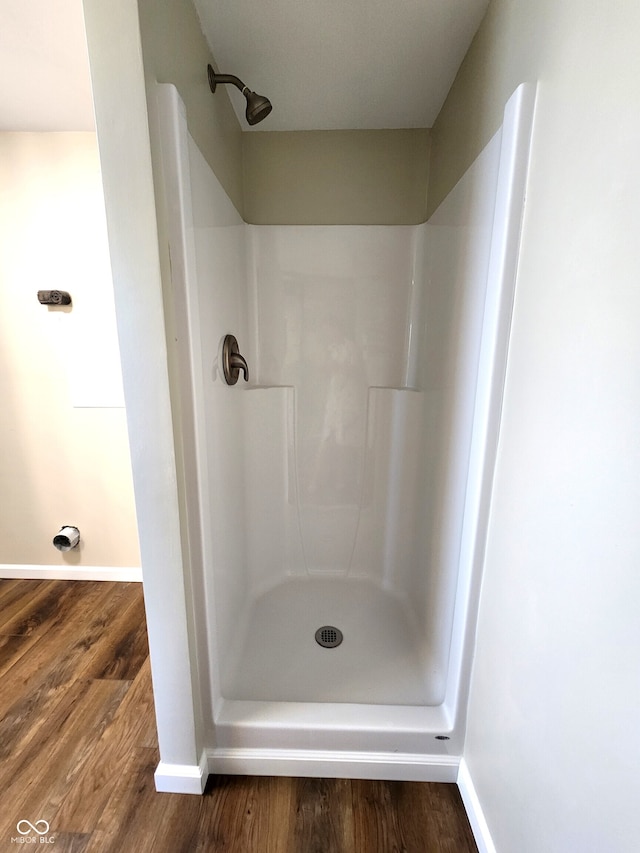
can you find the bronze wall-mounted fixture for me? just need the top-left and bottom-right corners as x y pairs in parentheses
(37, 290), (72, 306)
(222, 334), (249, 385)
(207, 64), (272, 126)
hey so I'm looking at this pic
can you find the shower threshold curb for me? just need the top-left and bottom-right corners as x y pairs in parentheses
(205, 747), (459, 783)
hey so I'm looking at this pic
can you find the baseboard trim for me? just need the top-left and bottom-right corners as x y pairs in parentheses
(457, 758), (497, 853)
(154, 750), (209, 794)
(207, 747), (459, 783)
(0, 564), (142, 582)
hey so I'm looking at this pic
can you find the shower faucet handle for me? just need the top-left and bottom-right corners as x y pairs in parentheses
(229, 351), (249, 382)
(222, 334), (249, 384)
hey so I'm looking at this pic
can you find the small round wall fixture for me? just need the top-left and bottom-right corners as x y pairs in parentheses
(53, 525), (80, 552)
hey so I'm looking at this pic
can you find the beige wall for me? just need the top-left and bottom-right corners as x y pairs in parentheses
(136, 1), (430, 226)
(0, 133), (140, 567)
(430, 2), (640, 851)
(137, 0), (244, 215)
(428, 0), (546, 216)
(243, 129), (430, 225)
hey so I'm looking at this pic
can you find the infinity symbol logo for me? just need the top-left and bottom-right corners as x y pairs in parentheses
(16, 819), (50, 835)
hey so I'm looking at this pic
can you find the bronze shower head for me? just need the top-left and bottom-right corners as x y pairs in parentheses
(207, 64), (272, 126)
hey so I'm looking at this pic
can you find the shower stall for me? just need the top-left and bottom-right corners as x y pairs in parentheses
(147, 82), (534, 786)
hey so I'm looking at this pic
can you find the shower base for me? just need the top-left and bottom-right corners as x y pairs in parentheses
(222, 577), (443, 706)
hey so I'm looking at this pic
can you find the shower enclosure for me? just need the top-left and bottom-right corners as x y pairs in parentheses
(148, 82), (534, 786)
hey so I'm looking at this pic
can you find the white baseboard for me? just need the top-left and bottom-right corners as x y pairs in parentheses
(457, 758), (497, 853)
(155, 746), (465, 795)
(0, 564), (142, 582)
(207, 747), (459, 783)
(154, 750), (209, 794)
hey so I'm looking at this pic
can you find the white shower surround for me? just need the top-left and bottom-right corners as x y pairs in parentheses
(155, 83), (535, 787)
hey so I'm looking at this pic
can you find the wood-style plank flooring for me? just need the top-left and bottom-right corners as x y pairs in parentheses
(0, 579), (477, 852)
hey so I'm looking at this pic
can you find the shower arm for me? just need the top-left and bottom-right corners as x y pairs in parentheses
(208, 66), (250, 96)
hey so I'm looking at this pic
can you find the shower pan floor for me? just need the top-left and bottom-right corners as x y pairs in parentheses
(223, 577), (441, 706)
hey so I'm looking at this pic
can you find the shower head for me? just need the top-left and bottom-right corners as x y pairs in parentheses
(244, 90), (273, 127)
(207, 64), (273, 126)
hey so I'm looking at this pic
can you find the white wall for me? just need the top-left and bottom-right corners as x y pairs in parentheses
(83, 5), (206, 791)
(430, 3), (640, 851)
(0, 132), (139, 569)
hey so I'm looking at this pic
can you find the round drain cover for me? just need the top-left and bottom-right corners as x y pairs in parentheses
(315, 626), (343, 648)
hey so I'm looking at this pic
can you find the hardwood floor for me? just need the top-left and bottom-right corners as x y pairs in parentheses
(0, 579), (477, 852)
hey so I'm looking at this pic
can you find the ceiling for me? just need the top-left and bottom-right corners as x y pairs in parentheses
(194, 0), (488, 131)
(0, 0), (488, 134)
(0, 0), (94, 131)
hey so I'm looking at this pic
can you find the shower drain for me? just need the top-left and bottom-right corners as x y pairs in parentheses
(315, 626), (343, 648)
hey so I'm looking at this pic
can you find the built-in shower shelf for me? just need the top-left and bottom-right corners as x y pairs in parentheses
(242, 384), (294, 391)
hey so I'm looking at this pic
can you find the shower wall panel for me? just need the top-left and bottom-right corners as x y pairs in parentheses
(414, 132), (503, 653)
(245, 226), (426, 592)
(242, 385), (304, 593)
(184, 136), (250, 687)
